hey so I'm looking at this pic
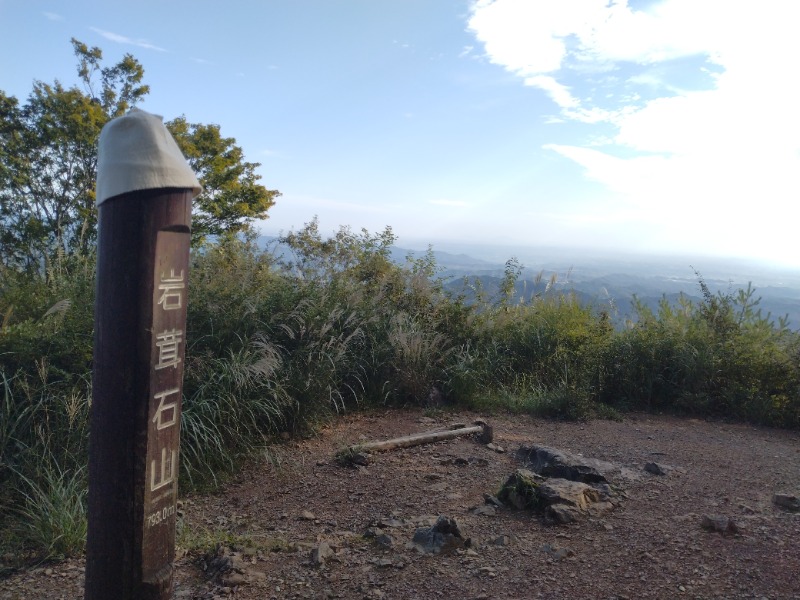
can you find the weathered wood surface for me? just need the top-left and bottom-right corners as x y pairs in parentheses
(86, 189), (192, 600)
(352, 421), (493, 453)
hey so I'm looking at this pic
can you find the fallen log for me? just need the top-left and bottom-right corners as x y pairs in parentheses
(352, 420), (493, 454)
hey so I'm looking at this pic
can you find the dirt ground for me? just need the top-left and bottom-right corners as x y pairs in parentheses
(2, 409), (799, 599)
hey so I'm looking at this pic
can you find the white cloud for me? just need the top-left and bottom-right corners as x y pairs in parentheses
(43, 12), (64, 21)
(468, 0), (800, 263)
(468, 0), (574, 74)
(524, 75), (578, 109)
(90, 27), (166, 52)
(459, 45), (475, 58)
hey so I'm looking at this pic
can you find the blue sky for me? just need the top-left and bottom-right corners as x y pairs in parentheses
(2, 1), (799, 267)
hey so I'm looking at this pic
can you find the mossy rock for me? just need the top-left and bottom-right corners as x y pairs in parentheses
(497, 468), (545, 510)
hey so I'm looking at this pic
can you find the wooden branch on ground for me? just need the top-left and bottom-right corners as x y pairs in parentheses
(352, 420), (493, 453)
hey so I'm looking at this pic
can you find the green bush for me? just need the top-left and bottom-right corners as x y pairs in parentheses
(599, 280), (800, 427)
(0, 254), (95, 392)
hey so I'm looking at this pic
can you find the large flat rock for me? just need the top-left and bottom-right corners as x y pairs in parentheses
(516, 444), (640, 483)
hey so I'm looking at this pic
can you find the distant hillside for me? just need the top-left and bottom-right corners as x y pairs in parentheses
(258, 236), (800, 328)
(388, 246), (495, 271)
(257, 236), (495, 273)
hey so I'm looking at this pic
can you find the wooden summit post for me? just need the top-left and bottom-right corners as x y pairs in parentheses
(86, 109), (201, 600)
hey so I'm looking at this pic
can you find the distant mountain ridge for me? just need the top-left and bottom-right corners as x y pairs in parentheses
(398, 247), (800, 329)
(258, 236), (800, 328)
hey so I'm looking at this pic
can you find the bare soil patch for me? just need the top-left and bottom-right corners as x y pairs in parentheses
(2, 410), (799, 599)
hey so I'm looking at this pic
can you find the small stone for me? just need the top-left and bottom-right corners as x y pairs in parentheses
(491, 535), (511, 546)
(311, 541), (335, 565)
(376, 534), (394, 549)
(700, 515), (740, 535)
(773, 493), (800, 511)
(542, 543), (574, 560)
(300, 510), (316, 521)
(412, 515), (469, 554)
(363, 526), (381, 538)
(645, 462), (667, 476)
(221, 572), (247, 587)
(483, 493), (504, 508)
(351, 452), (370, 466)
(229, 554), (248, 571)
(471, 505), (496, 517)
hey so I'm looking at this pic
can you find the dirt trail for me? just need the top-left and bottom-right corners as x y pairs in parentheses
(2, 410), (799, 599)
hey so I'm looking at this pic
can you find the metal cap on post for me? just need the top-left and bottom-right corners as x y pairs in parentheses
(86, 109), (201, 600)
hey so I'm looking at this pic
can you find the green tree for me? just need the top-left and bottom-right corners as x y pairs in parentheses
(167, 117), (280, 245)
(0, 38), (279, 271)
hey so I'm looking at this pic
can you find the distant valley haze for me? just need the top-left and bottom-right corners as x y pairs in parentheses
(260, 234), (800, 330)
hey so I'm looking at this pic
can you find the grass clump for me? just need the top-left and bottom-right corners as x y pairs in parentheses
(11, 463), (87, 560)
(177, 523), (294, 557)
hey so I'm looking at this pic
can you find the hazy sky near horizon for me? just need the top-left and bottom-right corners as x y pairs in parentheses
(2, 1), (799, 267)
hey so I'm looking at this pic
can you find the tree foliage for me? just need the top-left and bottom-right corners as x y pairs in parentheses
(167, 117), (280, 245)
(0, 38), (279, 271)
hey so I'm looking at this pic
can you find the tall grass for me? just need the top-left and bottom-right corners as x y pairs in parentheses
(2, 224), (800, 558)
(181, 336), (290, 487)
(12, 462), (87, 560)
(0, 369), (91, 560)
